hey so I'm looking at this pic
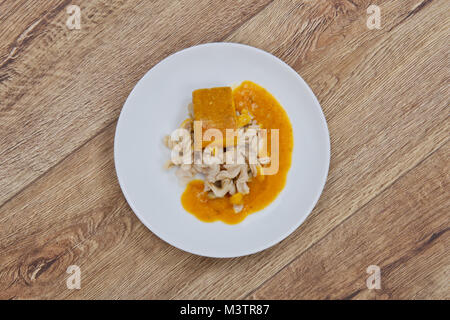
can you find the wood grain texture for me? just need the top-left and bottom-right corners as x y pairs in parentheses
(249, 145), (449, 299)
(0, 0), (273, 206)
(0, 0), (448, 299)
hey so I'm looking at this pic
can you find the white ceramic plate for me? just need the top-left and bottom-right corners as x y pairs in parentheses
(114, 43), (330, 258)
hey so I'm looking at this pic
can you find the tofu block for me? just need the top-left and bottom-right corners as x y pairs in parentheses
(192, 87), (237, 148)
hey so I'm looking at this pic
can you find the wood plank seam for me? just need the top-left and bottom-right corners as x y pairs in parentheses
(0, 0), (73, 69)
(0, 120), (116, 213)
(218, 0), (274, 42)
(0, 1), (275, 212)
(341, 227), (449, 300)
(243, 139), (448, 299)
(1, 0), (440, 210)
(388, 0), (433, 32)
(381, 227), (449, 276)
(0, 195), (130, 293)
(247, 143), (449, 299)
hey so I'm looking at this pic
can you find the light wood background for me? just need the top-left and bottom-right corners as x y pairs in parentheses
(0, 0), (448, 300)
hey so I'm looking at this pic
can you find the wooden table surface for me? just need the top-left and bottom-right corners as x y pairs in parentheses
(0, 0), (448, 300)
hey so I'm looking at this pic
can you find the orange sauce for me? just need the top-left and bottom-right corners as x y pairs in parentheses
(181, 81), (294, 224)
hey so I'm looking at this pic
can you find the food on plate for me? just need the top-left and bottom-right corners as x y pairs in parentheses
(164, 81), (293, 224)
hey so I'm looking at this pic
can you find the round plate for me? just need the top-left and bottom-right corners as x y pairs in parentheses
(114, 43), (330, 258)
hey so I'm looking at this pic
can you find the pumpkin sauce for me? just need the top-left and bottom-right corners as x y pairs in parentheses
(181, 81), (294, 224)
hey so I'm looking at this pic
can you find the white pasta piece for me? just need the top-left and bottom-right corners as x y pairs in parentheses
(224, 164), (242, 177)
(216, 170), (232, 180)
(207, 179), (233, 198)
(216, 164), (241, 180)
(237, 164), (249, 183)
(163, 135), (173, 149)
(194, 163), (208, 171)
(236, 181), (249, 195)
(204, 164), (220, 182)
(180, 163), (191, 171)
(224, 147), (237, 164)
(175, 167), (194, 185)
(233, 204), (244, 213)
(207, 192), (216, 199)
(236, 144), (247, 163)
(180, 136), (192, 151)
(228, 182), (236, 195)
(249, 164), (257, 177)
(163, 160), (174, 170)
(258, 157), (271, 164)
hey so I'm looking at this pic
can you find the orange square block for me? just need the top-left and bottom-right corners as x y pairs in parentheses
(192, 87), (237, 148)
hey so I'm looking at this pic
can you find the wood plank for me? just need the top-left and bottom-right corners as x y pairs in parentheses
(0, 0), (448, 299)
(0, 0), (273, 207)
(0, 1), (68, 56)
(249, 144), (449, 299)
